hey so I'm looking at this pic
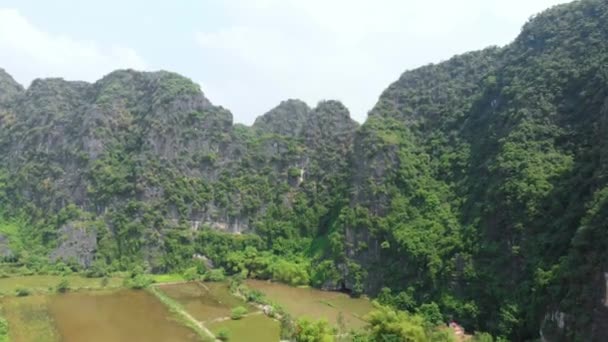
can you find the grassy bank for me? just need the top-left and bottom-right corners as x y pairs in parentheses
(0, 275), (123, 297)
(1, 295), (59, 342)
(0, 304), (8, 342)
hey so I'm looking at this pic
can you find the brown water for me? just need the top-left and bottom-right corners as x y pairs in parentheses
(246, 279), (373, 329)
(158, 282), (249, 322)
(208, 313), (280, 342)
(47, 290), (199, 342)
(159, 282), (280, 341)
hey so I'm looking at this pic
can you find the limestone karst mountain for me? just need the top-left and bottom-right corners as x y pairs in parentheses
(1, 0), (608, 340)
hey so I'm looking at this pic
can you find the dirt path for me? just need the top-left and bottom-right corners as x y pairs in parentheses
(148, 284), (219, 341)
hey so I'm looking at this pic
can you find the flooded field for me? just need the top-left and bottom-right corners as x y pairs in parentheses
(208, 313), (280, 341)
(2, 290), (200, 342)
(246, 279), (374, 329)
(159, 282), (281, 341)
(157, 281), (250, 322)
(2, 295), (58, 342)
(1, 279), (372, 341)
(49, 290), (200, 342)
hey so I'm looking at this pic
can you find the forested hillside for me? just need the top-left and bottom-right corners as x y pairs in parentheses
(1, 0), (607, 340)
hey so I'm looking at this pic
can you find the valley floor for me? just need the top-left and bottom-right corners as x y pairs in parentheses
(0, 274), (373, 342)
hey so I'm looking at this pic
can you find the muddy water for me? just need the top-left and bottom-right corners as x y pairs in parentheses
(246, 279), (373, 329)
(48, 290), (199, 342)
(160, 282), (280, 341)
(158, 282), (248, 321)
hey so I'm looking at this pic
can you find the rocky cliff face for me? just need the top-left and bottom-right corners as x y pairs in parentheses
(341, 0), (608, 340)
(1, 0), (607, 340)
(253, 99), (310, 137)
(0, 71), (357, 268)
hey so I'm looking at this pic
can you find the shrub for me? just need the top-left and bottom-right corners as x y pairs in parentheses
(270, 260), (310, 286)
(245, 289), (265, 304)
(294, 318), (335, 342)
(124, 274), (153, 289)
(231, 306), (248, 320)
(288, 167), (301, 177)
(85, 259), (109, 278)
(0, 316), (8, 339)
(216, 328), (230, 341)
(15, 287), (30, 297)
(182, 266), (200, 281)
(417, 302), (444, 325)
(100, 276), (110, 287)
(280, 313), (296, 340)
(472, 332), (495, 342)
(56, 278), (70, 293)
(366, 304), (427, 341)
(204, 268), (225, 282)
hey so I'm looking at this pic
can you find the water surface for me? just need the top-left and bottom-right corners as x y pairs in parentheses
(158, 282), (249, 321)
(208, 314), (280, 342)
(48, 290), (199, 342)
(246, 279), (373, 329)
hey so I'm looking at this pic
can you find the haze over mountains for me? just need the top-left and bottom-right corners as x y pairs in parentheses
(1, 0), (608, 340)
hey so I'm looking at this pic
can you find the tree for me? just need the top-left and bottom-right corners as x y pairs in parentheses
(182, 266), (201, 281)
(365, 304), (427, 342)
(204, 268), (225, 282)
(295, 318), (335, 342)
(417, 302), (443, 325)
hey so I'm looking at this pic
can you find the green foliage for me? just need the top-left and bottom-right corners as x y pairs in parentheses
(280, 313), (296, 340)
(216, 328), (230, 341)
(365, 304), (428, 342)
(230, 306), (248, 320)
(0, 315), (8, 342)
(100, 276), (110, 287)
(124, 274), (153, 289)
(15, 287), (30, 297)
(288, 167), (301, 178)
(182, 266), (201, 281)
(204, 268), (225, 282)
(310, 260), (340, 288)
(56, 277), (70, 293)
(471, 332), (494, 342)
(294, 317), (335, 342)
(270, 259), (310, 286)
(0, 1), (607, 340)
(417, 302), (444, 326)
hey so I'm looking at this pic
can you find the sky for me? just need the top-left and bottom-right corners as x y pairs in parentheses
(0, 0), (571, 124)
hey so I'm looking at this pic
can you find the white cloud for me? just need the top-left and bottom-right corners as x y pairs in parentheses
(194, 0), (571, 124)
(0, 8), (147, 87)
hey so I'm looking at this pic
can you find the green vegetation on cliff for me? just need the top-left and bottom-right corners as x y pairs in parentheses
(1, 0), (607, 340)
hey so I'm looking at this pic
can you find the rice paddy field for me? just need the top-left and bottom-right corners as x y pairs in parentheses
(246, 279), (374, 329)
(0, 276), (373, 341)
(156, 282), (280, 341)
(157, 282), (250, 322)
(208, 314), (280, 341)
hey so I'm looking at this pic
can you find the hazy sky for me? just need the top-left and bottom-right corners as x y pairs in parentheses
(0, 0), (571, 124)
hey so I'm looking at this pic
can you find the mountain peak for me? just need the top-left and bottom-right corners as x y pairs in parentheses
(253, 98), (311, 137)
(0, 68), (24, 105)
